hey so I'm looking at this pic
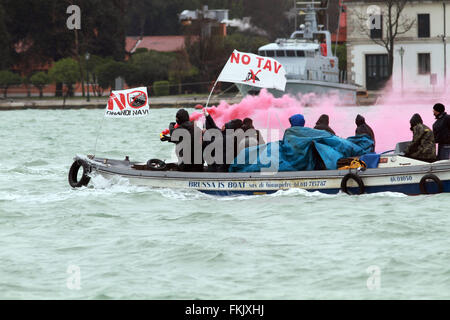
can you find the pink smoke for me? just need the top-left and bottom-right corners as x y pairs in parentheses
(188, 75), (445, 153)
(191, 89), (343, 141)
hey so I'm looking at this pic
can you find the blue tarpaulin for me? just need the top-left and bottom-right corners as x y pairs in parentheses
(229, 127), (374, 172)
(359, 153), (381, 169)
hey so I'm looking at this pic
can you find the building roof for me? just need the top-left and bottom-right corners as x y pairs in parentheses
(126, 36), (187, 53)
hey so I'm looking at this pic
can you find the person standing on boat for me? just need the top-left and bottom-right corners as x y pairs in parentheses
(203, 108), (243, 172)
(314, 114), (336, 135)
(432, 103), (450, 160)
(162, 109), (204, 172)
(355, 114), (375, 152)
(239, 118), (265, 148)
(404, 113), (436, 163)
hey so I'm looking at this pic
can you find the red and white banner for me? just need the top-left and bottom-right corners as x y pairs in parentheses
(105, 87), (149, 118)
(217, 50), (287, 91)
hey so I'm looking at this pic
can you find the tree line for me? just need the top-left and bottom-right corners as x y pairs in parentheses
(0, 0), (300, 98)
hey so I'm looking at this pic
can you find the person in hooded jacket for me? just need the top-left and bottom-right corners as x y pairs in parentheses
(432, 103), (450, 160)
(203, 109), (243, 172)
(238, 118), (266, 153)
(404, 113), (436, 162)
(355, 114), (375, 152)
(314, 114), (336, 135)
(162, 109), (204, 172)
(289, 114), (306, 127)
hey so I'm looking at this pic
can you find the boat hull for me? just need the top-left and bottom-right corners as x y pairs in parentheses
(73, 156), (450, 196)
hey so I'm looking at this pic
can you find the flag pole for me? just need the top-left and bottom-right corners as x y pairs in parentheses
(205, 79), (219, 109)
(93, 115), (106, 157)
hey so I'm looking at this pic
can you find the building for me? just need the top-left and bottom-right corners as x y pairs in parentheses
(179, 5), (228, 37)
(346, 0), (449, 92)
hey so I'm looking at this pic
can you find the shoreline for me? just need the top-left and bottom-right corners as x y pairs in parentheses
(0, 94), (243, 111)
(4, 91), (428, 111)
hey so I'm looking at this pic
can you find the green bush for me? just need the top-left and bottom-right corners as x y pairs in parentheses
(30, 72), (51, 98)
(153, 80), (170, 96)
(48, 58), (80, 97)
(0, 70), (22, 97)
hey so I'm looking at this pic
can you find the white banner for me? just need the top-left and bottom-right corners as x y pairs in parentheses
(217, 50), (287, 91)
(105, 87), (149, 118)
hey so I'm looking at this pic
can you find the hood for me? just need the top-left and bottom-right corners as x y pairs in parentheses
(289, 114), (305, 127)
(225, 119), (243, 130)
(355, 114), (365, 126)
(176, 109), (190, 125)
(410, 113), (423, 129)
(316, 114), (329, 126)
(243, 118), (254, 128)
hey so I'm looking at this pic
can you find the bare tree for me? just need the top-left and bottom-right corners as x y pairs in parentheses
(352, 0), (415, 77)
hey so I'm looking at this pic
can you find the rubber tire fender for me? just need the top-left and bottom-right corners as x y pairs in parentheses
(341, 173), (365, 195)
(419, 174), (443, 195)
(147, 159), (167, 171)
(68, 160), (91, 188)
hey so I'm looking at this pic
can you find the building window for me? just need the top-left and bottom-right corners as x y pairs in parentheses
(418, 53), (431, 74)
(370, 15), (383, 39)
(418, 14), (430, 38)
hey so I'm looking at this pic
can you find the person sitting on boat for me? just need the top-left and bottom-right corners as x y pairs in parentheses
(203, 108), (243, 172)
(161, 109), (204, 172)
(404, 113), (436, 163)
(355, 114), (375, 152)
(314, 114), (336, 135)
(238, 118), (266, 151)
(289, 114), (306, 127)
(432, 103), (450, 160)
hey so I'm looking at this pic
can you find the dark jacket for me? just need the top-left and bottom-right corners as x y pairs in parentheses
(355, 115), (375, 151)
(241, 124), (265, 145)
(168, 110), (203, 172)
(404, 114), (436, 162)
(204, 115), (242, 172)
(432, 112), (450, 145)
(314, 114), (336, 135)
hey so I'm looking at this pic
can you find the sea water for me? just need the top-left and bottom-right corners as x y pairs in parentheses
(0, 108), (449, 299)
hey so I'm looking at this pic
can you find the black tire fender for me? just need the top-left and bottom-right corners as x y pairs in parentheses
(147, 159), (167, 171)
(419, 174), (443, 195)
(341, 173), (365, 195)
(68, 160), (91, 188)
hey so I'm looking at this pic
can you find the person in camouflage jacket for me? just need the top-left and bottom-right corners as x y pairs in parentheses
(404, 113), (436, 162)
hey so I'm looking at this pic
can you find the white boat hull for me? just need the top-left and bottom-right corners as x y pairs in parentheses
(69, 155), (450, 196)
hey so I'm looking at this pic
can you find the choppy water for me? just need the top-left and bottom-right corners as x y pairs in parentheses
(0, 108), (449, 300)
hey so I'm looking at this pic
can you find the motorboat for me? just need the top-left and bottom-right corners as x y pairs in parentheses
(68, 144), (450, 196)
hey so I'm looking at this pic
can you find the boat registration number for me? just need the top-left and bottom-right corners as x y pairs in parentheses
(390, 175), (413, 183)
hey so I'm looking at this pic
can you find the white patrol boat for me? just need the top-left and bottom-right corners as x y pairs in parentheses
(237, 1), (358, 104)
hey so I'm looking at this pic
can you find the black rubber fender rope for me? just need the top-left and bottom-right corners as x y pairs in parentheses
(68, 160), (91, 188)
(341, 173), (365, 195)
(419, 174), (443, 195)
